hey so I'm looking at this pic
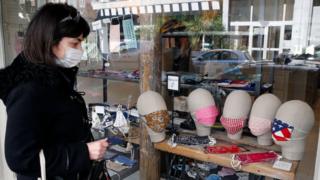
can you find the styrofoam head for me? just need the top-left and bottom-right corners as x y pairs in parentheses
(187, 88), (215, 113)
(137, 91), (168, 143)
(137, 91), (167, 115)
(250, 93), (281, 120)
(249, 94), (281, 138)
(273, 100), (315, 160)
(187, 88), (215, 136)
(223, 90), (252, 118)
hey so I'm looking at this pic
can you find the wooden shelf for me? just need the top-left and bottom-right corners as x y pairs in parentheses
(154, 139), (298, 180)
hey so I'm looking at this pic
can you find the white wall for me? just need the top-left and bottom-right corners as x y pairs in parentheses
(291, 0), (313, 53)
(310, 6), (320, 46)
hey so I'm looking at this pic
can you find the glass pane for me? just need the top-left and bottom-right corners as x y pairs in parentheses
(267, 26), (281, 48)
(284, 25), (292, 40)
(285, 0), (295, 20)
(253, 27), (264, 48)
(267, 51), (279, 60)
(229, 0), (251, 21)
(252, 50), (263, 60)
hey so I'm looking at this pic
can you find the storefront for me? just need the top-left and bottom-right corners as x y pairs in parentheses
(0, 0), (319, 179)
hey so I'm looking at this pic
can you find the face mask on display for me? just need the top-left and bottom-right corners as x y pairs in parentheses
(271, 118), (306, 142)
(144, 110), (170, 133)
(220, 116), (246, 135)
(56, 47), (83, 68)
(194, 105), (219, 126)
(249, 116), (272, 136)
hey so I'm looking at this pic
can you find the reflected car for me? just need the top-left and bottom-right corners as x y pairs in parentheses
(191, 49), (254, 78)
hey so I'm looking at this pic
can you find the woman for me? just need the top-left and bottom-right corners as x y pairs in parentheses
(0, 3), (108, 180)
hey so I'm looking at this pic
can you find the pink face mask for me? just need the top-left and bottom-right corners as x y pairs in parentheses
(220, 116), (245, 134)
(194, 105), (219, 126)
(249, 116), (272, 136)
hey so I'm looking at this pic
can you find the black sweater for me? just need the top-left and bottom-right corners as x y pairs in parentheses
(0, 54), (92, 180)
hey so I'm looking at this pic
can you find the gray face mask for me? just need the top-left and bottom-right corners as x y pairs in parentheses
(55, 47), (83, 68)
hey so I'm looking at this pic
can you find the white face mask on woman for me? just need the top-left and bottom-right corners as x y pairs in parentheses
(55, 47), (83, 68)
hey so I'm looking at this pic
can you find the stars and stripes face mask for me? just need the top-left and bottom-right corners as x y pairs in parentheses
(272, 118), (306, 142)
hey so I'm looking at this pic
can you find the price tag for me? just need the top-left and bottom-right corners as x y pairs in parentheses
(104, 9), (110, 16)
(92, 20), (102, 31)
(167, 75), (180, 91)
(163, 4), (171, 12)
(181, 3), (189, 11)
(111, 8), (117, 16)
(201, 1), (209, 10)
(273, 160), (292, 171)
(191, 2), (199, 11)
(100, 9), (105, 17)
(139, 6), (146, 14)
(95, 106), (105, 114)
(117, 8), (123, 15)
(155, 5), (162, 13)
(132, 7), (138, 14)
(172, 4), (179, 12)
(212, 1), (220, 10)
(124, 7), (131, 15)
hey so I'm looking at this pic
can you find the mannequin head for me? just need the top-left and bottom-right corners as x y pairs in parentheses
(188, 88), (218, 136)
(221, 90), (251, 140)
(272, 100), (314, 160)
(137, 91), (169, 143)
(249, 94), (281, 146)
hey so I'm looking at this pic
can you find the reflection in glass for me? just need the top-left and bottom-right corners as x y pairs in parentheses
(268, 26), (280, 48)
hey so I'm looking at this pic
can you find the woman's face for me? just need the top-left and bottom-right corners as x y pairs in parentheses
(52, 34), (84, 59)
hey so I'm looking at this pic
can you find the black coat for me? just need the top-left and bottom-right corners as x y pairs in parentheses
(0, 54), (92, 180)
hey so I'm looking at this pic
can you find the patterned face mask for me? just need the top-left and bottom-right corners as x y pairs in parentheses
(271, 119), (294, 141)
(144, 110), (170, 133)
(220, 116), (246, 135)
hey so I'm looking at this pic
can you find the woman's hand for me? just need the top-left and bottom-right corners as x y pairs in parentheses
(86, 139), (109, 160)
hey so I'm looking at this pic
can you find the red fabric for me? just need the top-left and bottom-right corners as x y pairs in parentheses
(205, 145), (241, 154)
(235, 151), (278, 165)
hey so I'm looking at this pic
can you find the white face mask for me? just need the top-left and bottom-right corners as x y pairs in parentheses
(55, 47), (83, 68)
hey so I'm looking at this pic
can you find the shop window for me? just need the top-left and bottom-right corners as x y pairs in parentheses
(252, 0), (295, 21)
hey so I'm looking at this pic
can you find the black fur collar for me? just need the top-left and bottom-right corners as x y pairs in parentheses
(0, 54), (78, 100)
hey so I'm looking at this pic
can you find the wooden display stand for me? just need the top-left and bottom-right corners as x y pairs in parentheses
(154, 137), (299, 180)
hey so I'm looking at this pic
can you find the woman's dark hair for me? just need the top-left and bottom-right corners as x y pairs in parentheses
(23, 3), (90, 64)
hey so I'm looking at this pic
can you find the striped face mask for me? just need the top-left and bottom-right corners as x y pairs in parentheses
(220, 116), (246, 135)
